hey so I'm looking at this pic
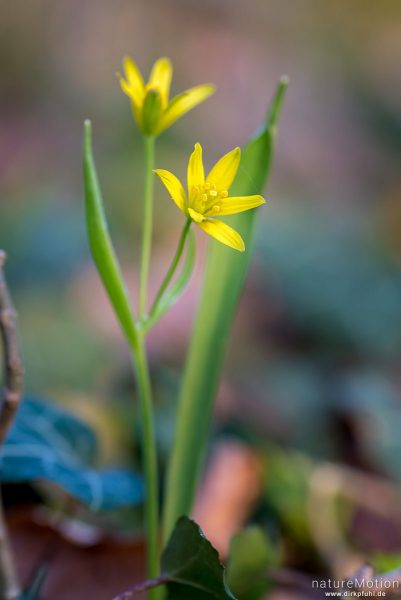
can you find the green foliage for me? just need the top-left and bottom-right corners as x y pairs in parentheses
(114, 517), (236, 599)
(83, 120), (139, 350)
(227, 527), (281, 600)
(163, 78), (289, 540)
(371, 553), (401, 574)
(1, 397), (143, 510)
(161, 517), (236, 600)
(263, 446), (314, 545)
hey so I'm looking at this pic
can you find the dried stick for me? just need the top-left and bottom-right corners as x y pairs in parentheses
(0, 250), (22, 599)
(346, 563), (401, 598)
(0, 251), (23, 444)
(0, 501), (20, 600)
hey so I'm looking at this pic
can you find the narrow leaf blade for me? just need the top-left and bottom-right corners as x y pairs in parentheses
(163, 78), (289, 539)
(83, 120), (138, 348)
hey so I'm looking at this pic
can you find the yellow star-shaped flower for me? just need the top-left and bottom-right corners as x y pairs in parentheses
(154, 143), (266, 251)
(120, 57), (215, 137)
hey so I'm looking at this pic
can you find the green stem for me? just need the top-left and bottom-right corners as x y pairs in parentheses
(139, 136), (155, 316)
(83, 121), (161, 598)
(135, 220), (191, 578)
(149, 218), (191, 317)
(136, 134), (161, 600)
(131, 335), (160, 600)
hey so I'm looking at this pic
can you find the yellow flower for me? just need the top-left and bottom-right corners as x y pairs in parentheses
(154, 143), (266, 251)
(120, 57), (215, 136)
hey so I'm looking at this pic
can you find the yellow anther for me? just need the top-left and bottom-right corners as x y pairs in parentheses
(220, 190), (228, 198)
(204, 182), (211, 190)
(209, 190), (218, 197)
(201, 193), (208, 202)
(210, 183), (216, 191)
(213, 205), (220, 212)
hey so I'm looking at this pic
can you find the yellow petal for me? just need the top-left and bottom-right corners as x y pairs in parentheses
(207, 195), (265, 217)
(187, 143), (205, 194)
(148, 57), (173, 107)
(197, 219), (245, 252)
(188, 207), (205, 223)
(121, 57), (145, 106)
(206, 147), (241, 191)
(155, 84), (215, 134)
(153, 169), (186, 213)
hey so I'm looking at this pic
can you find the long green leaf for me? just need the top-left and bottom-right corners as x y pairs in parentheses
(83, 120), (139, 350)
(163, 78), (289, 540)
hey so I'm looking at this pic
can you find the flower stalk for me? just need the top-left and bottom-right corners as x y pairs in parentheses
(131, 338), (160, 600)
(149, 217), (192, 319)
(139, 135), (155, 315)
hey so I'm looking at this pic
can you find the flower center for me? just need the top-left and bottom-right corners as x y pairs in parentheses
(191, 182), (228, 215)
(145, 84), (167, 108)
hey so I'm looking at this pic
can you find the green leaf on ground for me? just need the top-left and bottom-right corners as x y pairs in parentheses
(227, 527), (280, 600)
(1, 396), (144, 511)
(162, 517), (236, 600)
(113, 517), (237, 600)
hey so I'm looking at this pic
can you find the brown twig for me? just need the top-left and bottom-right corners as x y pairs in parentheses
(0, 250), (23, 445)
(0, 250), (22, 599)
(347, 563), (401, 598)
(269, 564), (401, 599)
(0, 501), (20, 600)
(268, 567), (327, 598)
(112, 575), (169, 600)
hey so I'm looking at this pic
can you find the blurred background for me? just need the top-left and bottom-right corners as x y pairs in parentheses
(1, 0), (401, 598)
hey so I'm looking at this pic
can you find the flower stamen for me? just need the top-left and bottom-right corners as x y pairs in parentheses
(154, 142), (266, 252)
